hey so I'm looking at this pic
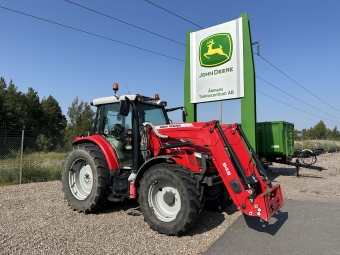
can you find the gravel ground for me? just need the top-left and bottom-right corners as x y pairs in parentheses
(269, 153), (340, 203)
(1, 153), (339, 255)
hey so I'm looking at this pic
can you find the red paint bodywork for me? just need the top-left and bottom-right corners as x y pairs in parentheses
(72, 121), (284, 222)
(149, 121), (284, 221)
(72, 134), (120, 170)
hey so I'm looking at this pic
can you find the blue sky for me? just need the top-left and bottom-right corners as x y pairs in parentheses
(1, 0), (340, 131)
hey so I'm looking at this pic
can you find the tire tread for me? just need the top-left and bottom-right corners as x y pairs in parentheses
(62, 143), (110, 213)
(138, 163), (203, 236)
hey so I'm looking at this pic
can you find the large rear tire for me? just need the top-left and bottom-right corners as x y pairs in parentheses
(62, 143), (111, 213)
(138, 163), (203, 236)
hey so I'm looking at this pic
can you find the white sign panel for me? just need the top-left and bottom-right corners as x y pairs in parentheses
(190, 18), (244, 103)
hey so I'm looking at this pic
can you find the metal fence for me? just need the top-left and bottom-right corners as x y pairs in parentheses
(2, 130), (338, 186)
(0, 130), (71, 186)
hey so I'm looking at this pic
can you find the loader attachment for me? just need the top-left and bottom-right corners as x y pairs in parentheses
(212, 121), (284, 221)
(152, 120), (284, 221)
(254, 184), (284, 221)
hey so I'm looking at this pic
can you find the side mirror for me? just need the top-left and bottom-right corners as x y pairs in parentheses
(119, 97), (130, 116)
(182, 108), (188, 122)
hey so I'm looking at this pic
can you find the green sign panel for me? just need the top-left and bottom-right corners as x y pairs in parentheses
(184, 13), (257, 151)
(199, 33), (233, 68)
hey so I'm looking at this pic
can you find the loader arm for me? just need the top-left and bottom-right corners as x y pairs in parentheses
(155, 120), (284, 221)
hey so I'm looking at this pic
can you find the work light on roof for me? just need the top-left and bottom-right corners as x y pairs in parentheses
(113, 83), (119, 97)
(113, 83), (119, 92)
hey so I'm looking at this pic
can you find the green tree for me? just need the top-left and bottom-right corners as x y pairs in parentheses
(36, 134), (53, 152)
(306, 120), (328, 140)
(330, 126), (340, 141)
(41, 95), (67, 136)
(0, 77), (7, 132)
(23, 87), (44, 134)
(294, 129), (301, 141)
(301, 128), (308, 137)
(65, 96), (95, 142)
(3, 80), (26, 132)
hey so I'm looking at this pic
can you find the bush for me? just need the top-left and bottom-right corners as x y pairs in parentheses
(36, 134), (53, 152)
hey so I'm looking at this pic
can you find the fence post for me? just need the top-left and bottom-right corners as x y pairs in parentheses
(19, 127), (25, 184)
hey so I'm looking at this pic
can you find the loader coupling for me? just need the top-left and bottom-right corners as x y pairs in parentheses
(254, 184), (284, 221)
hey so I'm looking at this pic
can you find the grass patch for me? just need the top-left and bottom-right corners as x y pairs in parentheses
(294, 140), (340, 151)
(0, 152), (65, 186)
(0, 164), (62, 187)
(0, 167), (20, 186)
(0, 152), (65, 165)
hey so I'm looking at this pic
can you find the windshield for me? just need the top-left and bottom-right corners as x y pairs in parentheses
(94, 102), (168, 134)
(103, 103), (132, 135)
(94, 103), (133, 135)
(138, 103), (169, 125)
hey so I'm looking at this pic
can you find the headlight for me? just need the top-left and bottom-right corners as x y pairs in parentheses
(194, 152), (211, 159)
(194, 152), (213, 168)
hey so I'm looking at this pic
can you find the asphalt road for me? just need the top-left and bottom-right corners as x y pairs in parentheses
(204, 200), (340, 255)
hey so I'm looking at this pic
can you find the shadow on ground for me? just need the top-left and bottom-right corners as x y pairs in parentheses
(185, 204), (239, 236)
(243, 209), (288, 235)
(98, 199), (239, 236)
(101, 199), (140, 214)
(267, 166), (324, 180)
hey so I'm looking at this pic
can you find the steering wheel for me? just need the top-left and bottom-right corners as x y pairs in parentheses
(111, 124), (125, 140)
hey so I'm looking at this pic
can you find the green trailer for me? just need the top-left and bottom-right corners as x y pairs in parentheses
(256, 121), (294, 163)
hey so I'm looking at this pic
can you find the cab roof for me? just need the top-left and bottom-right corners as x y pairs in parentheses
(91, 94), (167, 107)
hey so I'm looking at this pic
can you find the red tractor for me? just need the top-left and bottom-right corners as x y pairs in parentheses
(62, 84), (284, 236)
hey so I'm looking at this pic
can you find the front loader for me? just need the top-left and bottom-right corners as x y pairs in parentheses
(62, 84), (284, 236)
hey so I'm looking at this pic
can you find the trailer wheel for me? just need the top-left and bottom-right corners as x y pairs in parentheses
(138, 163), (203, 236)
(300, 150), (317, 165)
(62, 143), (110, 213)
(204, 183), (232, 211)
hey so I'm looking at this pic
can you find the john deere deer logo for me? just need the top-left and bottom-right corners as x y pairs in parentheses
(199, 33), (233, 67)
(204, 39), (229, 59)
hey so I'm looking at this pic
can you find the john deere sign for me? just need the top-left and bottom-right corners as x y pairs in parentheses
(190, 18), (244, 103)
(199, 33), (232, 67)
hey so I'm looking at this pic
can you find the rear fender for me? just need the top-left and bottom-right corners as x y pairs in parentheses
(72, 135), (120, 170)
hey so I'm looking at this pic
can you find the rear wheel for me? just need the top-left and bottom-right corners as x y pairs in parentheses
(62, 143), (111, 213)
(138, 163), (203, 236)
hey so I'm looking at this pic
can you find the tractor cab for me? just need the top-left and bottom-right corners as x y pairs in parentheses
(91, 84), (171, 168)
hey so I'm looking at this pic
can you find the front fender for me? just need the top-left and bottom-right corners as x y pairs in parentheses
(135, 155), (181, 185)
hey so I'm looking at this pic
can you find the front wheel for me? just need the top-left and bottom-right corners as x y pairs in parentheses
(62, 143), (111, 213)
(204, 183), (232, 211)
(138, 163), (203, 236)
